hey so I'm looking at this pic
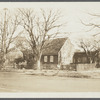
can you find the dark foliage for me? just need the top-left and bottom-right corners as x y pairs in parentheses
(14, 50), (36, 69)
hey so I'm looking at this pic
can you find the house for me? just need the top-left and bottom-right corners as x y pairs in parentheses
(73, 52), (97, 64)
(73, 51), (98, 64)
(71, 51), (99, 71)
(41, 37), (99, 70)
(41, 38), (74, 69)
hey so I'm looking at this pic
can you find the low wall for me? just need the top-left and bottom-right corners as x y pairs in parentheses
(77, 63), (96, 71)
(34, 63), (96, 71)
(42, 64), (57, 69)
(61, 64), (76, 71)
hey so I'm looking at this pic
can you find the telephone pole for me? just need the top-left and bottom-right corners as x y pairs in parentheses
(3, 8), (8, 68)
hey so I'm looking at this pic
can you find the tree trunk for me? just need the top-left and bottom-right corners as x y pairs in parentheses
(37, 58), (41, 70)
(3, 53), (7, 69)
(37, 52), (42, 70)
(90, 58), (93, 64)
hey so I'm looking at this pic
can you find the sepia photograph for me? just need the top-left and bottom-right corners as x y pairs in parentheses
(0, 2), (100, 98)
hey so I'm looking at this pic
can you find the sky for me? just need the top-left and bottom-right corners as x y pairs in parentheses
(0, 2), (100, 47)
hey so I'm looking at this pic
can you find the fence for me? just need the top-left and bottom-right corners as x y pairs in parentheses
(60, 64), (76, 71)
(76, 63), (96, 71)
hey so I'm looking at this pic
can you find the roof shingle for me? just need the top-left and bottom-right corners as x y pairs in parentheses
(42, 38), (67, 55)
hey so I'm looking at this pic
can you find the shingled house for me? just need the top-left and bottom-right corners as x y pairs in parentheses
(41, 38), (74, 69)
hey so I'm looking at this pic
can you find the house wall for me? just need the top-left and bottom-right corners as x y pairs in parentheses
(73, 55), (88, 64)
(41, 64), (57, 69)
(73, 52), (98, 64)
(41, 55), (58, 69)
(58, 38), (75, 65)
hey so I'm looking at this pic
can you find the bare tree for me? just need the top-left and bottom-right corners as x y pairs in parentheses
(78, 38), (98, 63)
(0, 8), (21, 68)
(80, 12), (100, 36)
(80, 12), (100, 64)
(19, 8), (66, 70)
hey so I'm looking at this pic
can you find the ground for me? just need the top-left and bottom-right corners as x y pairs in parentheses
(0, 72), (100, 92)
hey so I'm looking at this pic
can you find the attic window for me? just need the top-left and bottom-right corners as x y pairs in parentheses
(44, 56), (48, 62)
(50, 56), (54, 62)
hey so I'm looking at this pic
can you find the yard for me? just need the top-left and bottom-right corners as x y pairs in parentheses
(0, 71), (100, 92)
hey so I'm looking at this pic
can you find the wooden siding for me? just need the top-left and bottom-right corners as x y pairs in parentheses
(41, 55), (58, 69)
(73, 52), (98, 64)
(41, 55), (58, 64)
(73, 56), (88, 64)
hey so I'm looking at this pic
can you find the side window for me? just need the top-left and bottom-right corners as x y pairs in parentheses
(44, 56), (48, 62)
(50, 56), (54, 62)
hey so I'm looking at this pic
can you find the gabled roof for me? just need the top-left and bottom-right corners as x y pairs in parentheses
(42, 38), (67, 55)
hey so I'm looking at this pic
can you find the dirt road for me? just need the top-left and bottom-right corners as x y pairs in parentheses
(0, 72), (100, 92)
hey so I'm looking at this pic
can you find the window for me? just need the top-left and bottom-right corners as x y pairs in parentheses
(50, 56), (54, 62)
(44, 56), (48, 62)
(77, 57), (81, 63)
(82, 57), (87, 63)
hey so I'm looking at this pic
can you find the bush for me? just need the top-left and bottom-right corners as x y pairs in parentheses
(58, 71), (91, 78)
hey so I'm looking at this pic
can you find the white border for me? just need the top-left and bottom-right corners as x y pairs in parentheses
(0, 2), (100, 98)
(0, 92), (100, 98)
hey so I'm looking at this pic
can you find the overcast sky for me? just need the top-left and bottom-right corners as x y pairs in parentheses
(0, 2), (100, 42)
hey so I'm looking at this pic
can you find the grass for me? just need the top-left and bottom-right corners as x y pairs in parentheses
(58, 71), (91, 78)
(1, 67), (100, 79)
(23, 68), (100, 79)
(23, 69), (91, 78)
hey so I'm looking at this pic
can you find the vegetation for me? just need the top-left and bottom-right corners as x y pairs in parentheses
(14, 49), (36, 69)
(0, 9), (22, 69)
(79, 13), (100, 65)
(18, 9), (66, 70)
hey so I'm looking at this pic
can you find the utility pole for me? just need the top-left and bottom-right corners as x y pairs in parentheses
(3, 8), (8, 68)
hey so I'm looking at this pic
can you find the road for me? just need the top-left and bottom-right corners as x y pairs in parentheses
(0, 72), (100, 92)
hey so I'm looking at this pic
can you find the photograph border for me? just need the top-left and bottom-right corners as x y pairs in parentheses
(0, 1), (100, 99)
